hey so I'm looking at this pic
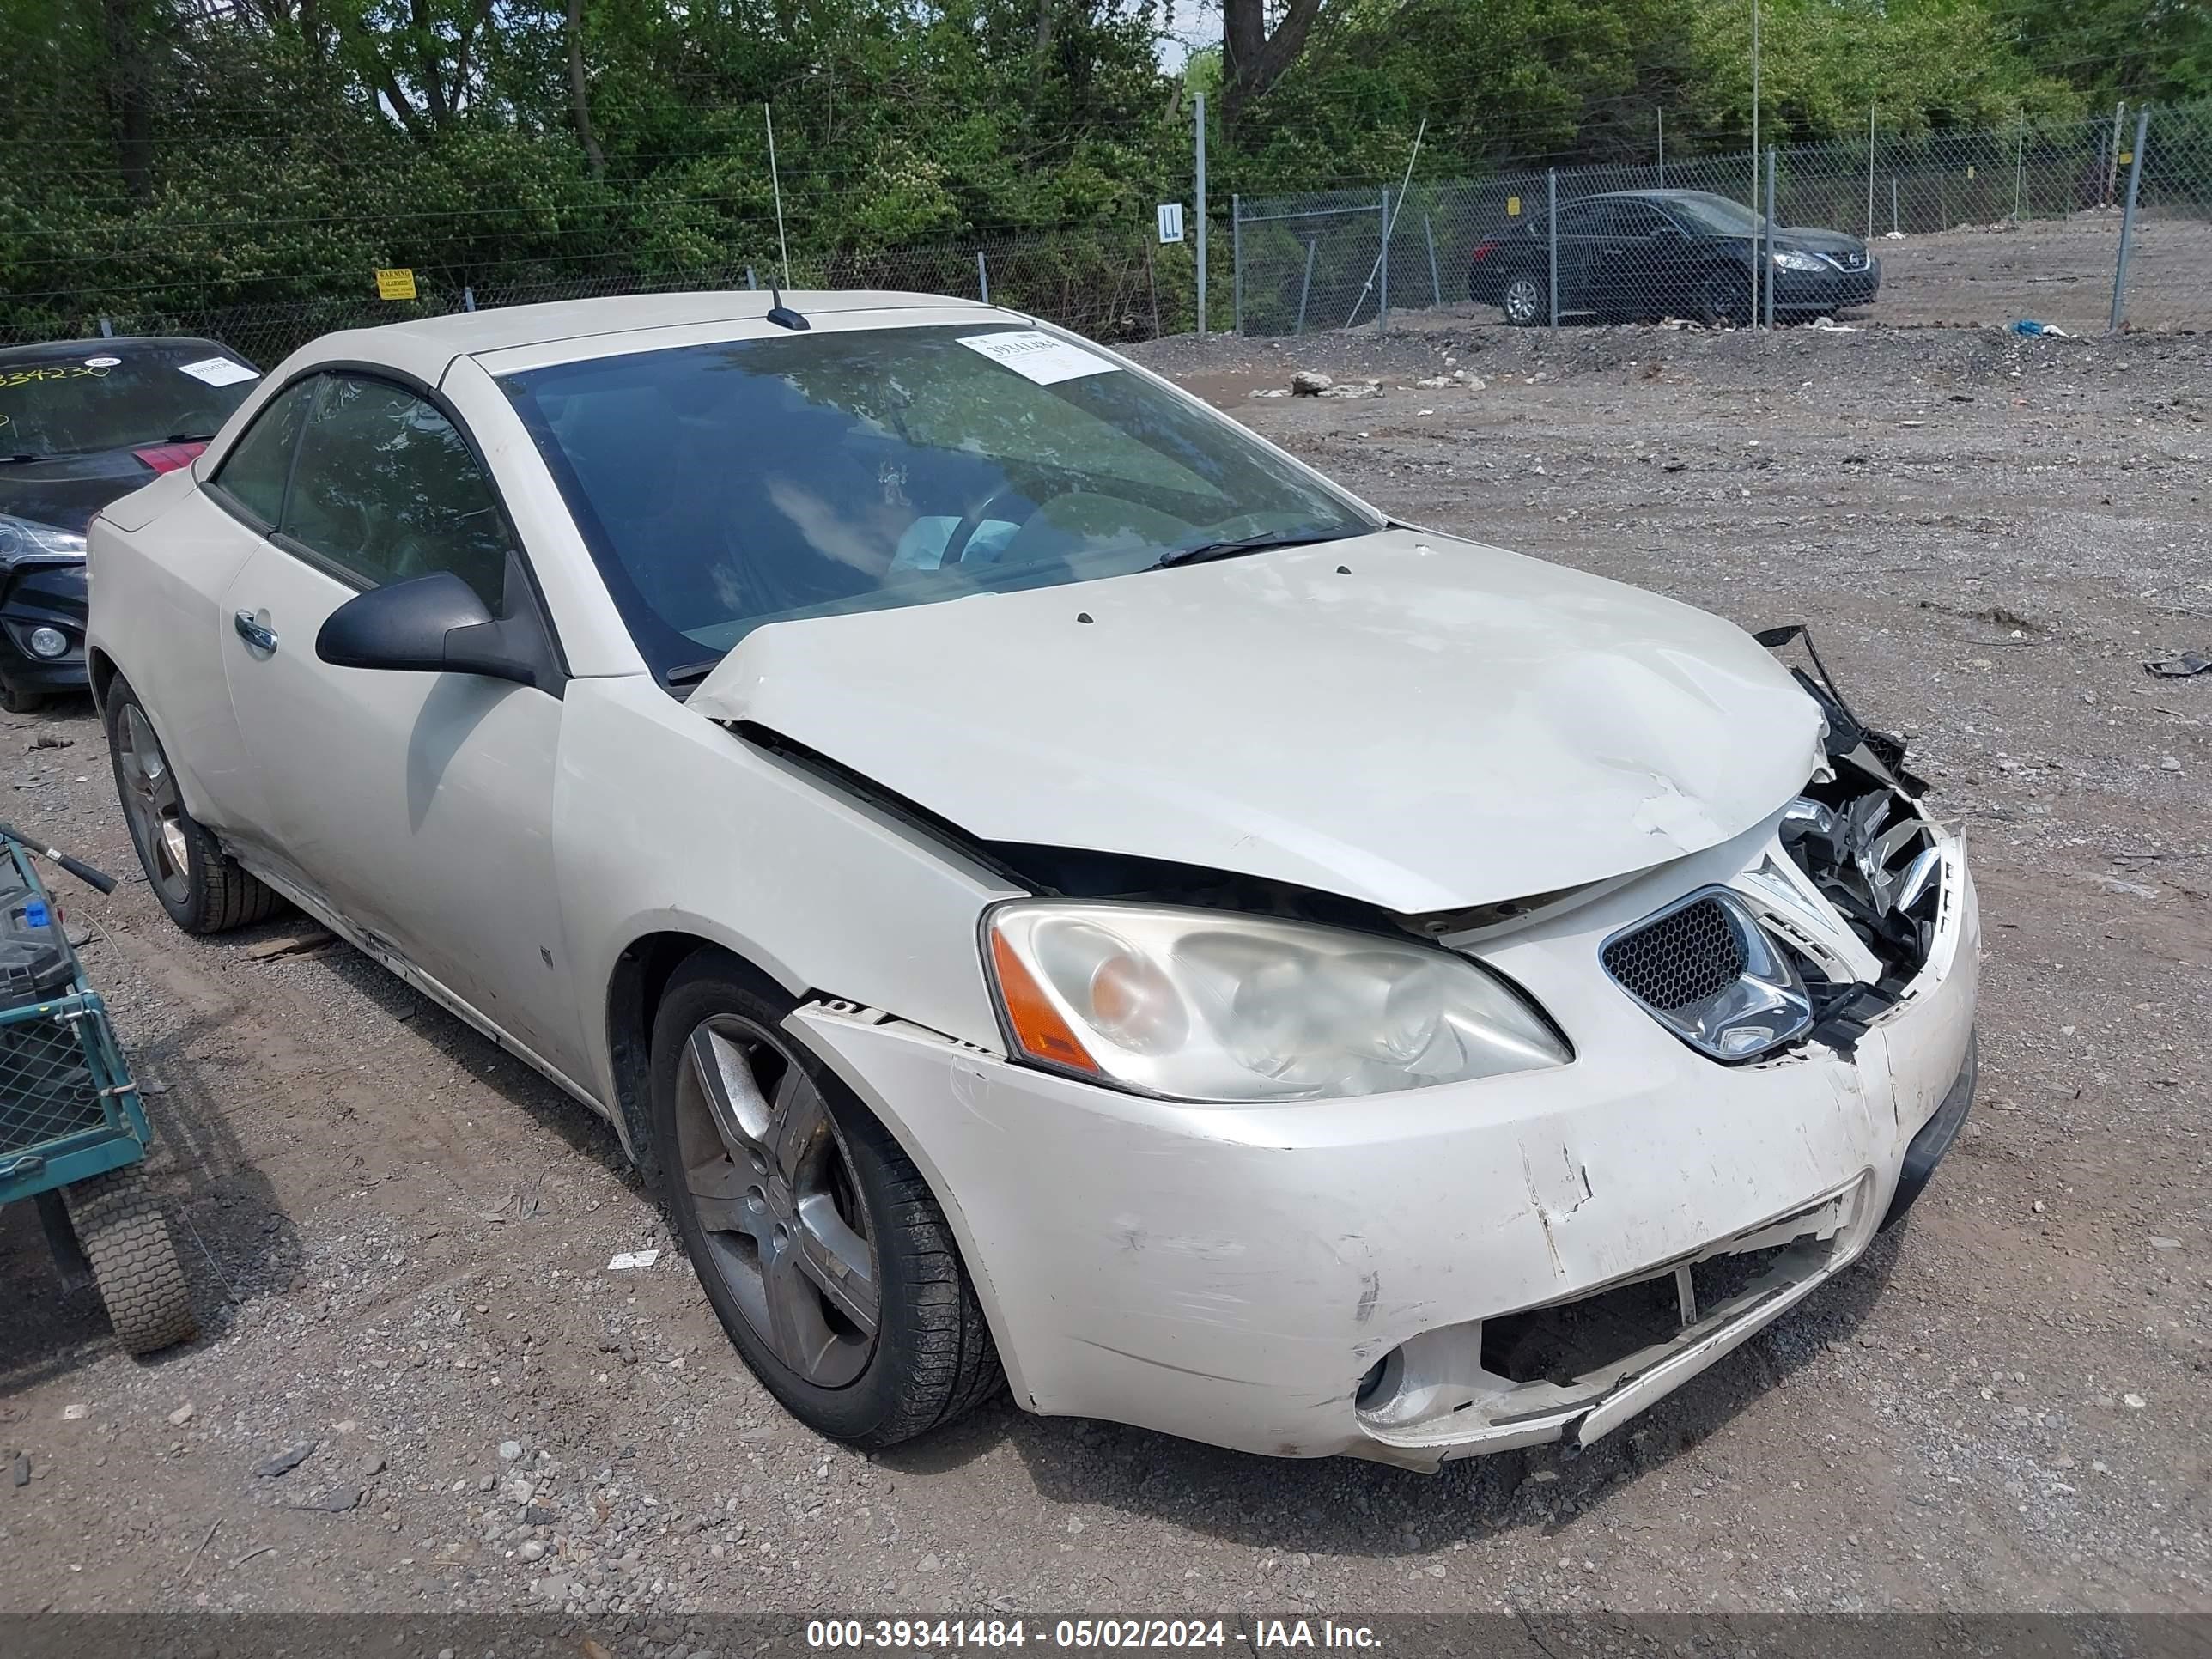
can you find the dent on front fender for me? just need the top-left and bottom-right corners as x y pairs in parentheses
(552, 677), (1022, 1108)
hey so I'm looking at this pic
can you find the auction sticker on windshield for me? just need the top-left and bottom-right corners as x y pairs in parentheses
(177, 356), (259, 387)
(957, 331), (1118, 386)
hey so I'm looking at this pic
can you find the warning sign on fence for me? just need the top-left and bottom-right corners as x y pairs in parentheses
(374, 267), (418, 301)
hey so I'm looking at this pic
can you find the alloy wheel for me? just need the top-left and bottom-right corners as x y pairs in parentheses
(116, 704), (193, 908)
(674, 1014), (879, 1388)
(1504, 276), (1543, 325)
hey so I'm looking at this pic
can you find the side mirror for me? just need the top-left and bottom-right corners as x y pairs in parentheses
(316, 570), (541, 688)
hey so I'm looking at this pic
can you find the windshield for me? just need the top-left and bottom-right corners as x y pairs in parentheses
(1668, 194), (1770, 235)
(0, 343), (260, 459)
(501, 324), (1379, 676)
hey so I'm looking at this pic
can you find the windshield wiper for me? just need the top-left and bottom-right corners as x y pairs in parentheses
(1152, 528), (1363, 570)
(664, 659), (725, 689)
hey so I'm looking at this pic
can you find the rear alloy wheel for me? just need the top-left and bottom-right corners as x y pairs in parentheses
(106, 681), (281, 934)
(1501, 275), (1545, 327)
(651, 955), (1000, 1446)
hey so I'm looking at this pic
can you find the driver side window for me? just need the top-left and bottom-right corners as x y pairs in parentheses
(1556, 201), (1608, 236)
(283, 374), (514, 613)
(1607, 202), (1676, 238)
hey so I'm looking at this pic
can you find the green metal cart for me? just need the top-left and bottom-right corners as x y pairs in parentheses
(0, 825), (195, 1354)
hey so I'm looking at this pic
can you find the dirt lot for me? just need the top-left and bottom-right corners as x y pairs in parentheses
(1844, 217), (2128, 333)
(0, 319), (2207, 1621)
(1809, 211), (2208, 335)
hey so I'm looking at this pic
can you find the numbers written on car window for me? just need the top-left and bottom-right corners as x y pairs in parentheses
(1, 365), (110, 389)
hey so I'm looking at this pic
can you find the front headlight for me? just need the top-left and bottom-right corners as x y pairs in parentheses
(0, 514), (87, 561)
(1771, 249), (1826, 273)
(984, 901), (1571, 1101)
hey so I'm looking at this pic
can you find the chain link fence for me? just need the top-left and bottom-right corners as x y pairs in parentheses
(4, 104), (2205, 362)
(1237, 100), (2211, 338)
(2118, 100), (2212, 332)
(0, 226), (1186, 367)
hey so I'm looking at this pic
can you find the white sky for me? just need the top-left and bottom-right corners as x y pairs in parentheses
(1158, 0), (1220, 72)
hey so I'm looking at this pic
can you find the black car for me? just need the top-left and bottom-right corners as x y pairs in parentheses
(1468, 189), (1881, 328)
(0, 336), (262, 710)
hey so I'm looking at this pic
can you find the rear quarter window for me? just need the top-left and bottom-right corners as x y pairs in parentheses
(210, 381), (313, 526)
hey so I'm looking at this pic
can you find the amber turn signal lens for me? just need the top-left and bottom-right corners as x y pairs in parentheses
(989, 927), (1100, 1073)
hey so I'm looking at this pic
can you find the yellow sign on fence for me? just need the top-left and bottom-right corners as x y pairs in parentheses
(1506, 196), (1522, 216)
(374, 267), (418, 301)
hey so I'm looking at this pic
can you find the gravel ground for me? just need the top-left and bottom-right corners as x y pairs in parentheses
(0, 319), (2206, 1620)
(1809, 213), (2207, 334)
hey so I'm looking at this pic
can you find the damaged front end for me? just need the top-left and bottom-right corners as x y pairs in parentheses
(1752, 623), (1953, 1055)
(766, 611), (1979, 1468)
(1595, 744), (1952, 1069)
(1347, 632), (1978, 1466)
(1782, 779), (1942, 985)
(1598, 623), (1958, 1067)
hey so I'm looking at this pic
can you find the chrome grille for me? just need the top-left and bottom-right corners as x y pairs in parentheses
(1833, 252), (1871, 272)
(1600, 887), (1814, 1062)
(1601, 896), (1746, 1012)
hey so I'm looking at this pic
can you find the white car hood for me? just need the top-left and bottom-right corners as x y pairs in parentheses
(688, 529), (1826, 915)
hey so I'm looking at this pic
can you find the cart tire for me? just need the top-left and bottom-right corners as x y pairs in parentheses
(61, 1166), (198, 1355)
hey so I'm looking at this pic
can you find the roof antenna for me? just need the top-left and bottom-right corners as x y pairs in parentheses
(767, 286), (810, 331)
(763, 102), (808, 331)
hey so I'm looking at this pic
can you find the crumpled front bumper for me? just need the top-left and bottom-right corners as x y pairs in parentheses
(793, 801), (1978, 1467)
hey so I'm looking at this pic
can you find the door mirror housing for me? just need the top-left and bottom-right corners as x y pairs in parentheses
(317, 570), (548, 690)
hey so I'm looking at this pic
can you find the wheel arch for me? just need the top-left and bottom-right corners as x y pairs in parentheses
(88, 658), (222, 825)
(603, 928), (1024, 1400)
(87, 646), (119, 716)
(601, 922), (857, 1173)
(605, 928), (766, 1181)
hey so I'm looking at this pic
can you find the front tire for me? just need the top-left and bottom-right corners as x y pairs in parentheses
(0, 680), (48, 715)
(105, 680), (281, 934)
(1500, 274), (1546, 327)
(649, 952), (1001, 1447)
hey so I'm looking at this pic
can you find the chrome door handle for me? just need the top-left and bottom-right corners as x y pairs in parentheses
(233, 610), (278, 653)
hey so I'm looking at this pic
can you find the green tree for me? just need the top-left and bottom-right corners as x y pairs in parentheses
(2002, 0), (2212, 105)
